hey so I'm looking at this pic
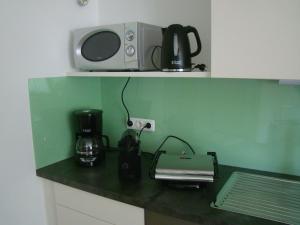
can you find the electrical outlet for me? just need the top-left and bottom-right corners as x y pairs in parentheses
(127, 117), (155, 132)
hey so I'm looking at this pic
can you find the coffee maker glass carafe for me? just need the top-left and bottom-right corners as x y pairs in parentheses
(74, 109), (109, 167)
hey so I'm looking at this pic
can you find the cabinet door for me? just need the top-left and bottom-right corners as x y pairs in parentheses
(56, 205), (113, 225)
(145, 211), (198, 225)
(54, 183), (144, 225)
(211, 0), (300, 79)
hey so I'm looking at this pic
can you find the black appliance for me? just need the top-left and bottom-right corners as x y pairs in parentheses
(74, 109), (109, 167)
(118, 130), (141, 181)
(161, 24), (201, 72)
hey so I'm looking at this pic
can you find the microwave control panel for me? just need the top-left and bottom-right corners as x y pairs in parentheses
(124, 23), (138, 69)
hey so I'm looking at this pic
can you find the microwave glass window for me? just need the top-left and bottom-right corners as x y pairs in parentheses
(81, 31), (121, 62)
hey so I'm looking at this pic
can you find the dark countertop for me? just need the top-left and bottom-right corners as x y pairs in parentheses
(37, 150), (300, 225)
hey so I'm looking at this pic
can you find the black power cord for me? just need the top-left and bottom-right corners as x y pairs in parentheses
(151, 45), (162, 70)
(138, 122), (151, 138)
(149, 135), (195, 179)
(121, 77), (133, 127)
(155, 135), (196, 155)
(149, 150), (165, 179)
(192, 64), (207, 72)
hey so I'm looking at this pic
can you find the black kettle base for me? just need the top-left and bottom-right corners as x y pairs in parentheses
(162, 68), (191, 72)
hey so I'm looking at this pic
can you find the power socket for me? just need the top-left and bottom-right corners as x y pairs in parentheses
(127, 117), (155, 132)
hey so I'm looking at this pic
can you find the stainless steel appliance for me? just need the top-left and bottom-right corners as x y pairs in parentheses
(73, 22), (163, 71)
(154, 153), (215, 182)
(74, 109), (109, 167)
(149, 135), (218, 188)
(161, 24), (201, 71)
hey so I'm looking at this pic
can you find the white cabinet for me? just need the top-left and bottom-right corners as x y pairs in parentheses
(56, 205), (112, 225)
(42, 179), (144, 225)
(66, 71), (210, 78)
(211, 0), (300, 80)
(97, 0), (211, 71)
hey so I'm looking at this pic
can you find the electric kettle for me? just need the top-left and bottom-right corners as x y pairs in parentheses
(161, 24), (202, 71)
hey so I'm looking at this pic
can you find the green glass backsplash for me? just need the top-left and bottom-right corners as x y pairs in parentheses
(29, 76), (300, 176)
(101, 77), (300, 176)
(28, 77), (102, 169)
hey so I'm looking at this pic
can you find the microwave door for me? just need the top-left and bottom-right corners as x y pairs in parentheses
(74, 25), (125, 71)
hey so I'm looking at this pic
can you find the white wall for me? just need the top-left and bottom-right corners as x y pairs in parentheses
(0, 1), (98, 225)
(97, 0), (211, 70)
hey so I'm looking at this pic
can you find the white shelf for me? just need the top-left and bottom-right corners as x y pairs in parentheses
(66, 71), (210, 78)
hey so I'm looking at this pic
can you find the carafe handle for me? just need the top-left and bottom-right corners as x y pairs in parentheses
(185, 26), (202, 57)
(101, 135), (110, 149)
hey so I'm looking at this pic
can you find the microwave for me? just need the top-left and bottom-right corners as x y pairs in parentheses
(73, 22), (163, 71)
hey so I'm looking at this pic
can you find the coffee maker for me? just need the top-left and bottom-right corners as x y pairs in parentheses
(118, 130), (141, 181)
(74, 109), (109, 167)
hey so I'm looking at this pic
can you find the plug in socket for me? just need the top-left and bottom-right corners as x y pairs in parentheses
(127, 117), (155, 132)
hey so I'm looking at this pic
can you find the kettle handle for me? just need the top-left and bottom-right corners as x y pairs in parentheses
(185, 26), (202, 57)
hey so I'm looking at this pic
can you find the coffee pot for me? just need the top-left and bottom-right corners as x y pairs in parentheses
(161, 24), (202, 71)
(74, 109), (109, 167)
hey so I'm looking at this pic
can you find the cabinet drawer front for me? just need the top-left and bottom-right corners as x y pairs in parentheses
(57, 205), (113, 225)
(54, 182), (144, 225)
(145, 211), (197, 225)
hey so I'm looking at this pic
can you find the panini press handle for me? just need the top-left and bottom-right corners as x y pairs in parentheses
(207, 152), (219, 178)
(149, 150), (166, 179)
